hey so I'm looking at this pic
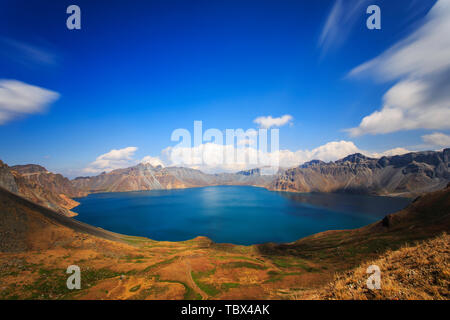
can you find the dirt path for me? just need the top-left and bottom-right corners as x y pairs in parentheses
(182, 256), (208, 300)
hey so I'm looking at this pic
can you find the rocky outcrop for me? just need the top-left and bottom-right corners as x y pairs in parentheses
(270, 149), (450, 197)
(0, 160), (18, 193)
(0, 162), (87, 217)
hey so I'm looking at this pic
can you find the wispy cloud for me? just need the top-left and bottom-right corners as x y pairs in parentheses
(347, 0), (450, 136)
(422, 132), (450, 148)
(253, 115), (293, 129)
(318, 0), (370, 56)
(0, 79), (59, 124)
(0, 37), (58, 67)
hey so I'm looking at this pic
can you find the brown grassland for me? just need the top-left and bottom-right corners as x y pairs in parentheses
(0, 184), (449, 300)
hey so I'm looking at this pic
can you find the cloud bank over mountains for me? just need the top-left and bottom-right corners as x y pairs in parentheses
(83, 147), (139, 174)
(82, 141), (415, 175)
(141, 155), (165, 167)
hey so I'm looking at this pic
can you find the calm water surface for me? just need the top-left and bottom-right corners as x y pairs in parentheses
(74, 186), (411, 245)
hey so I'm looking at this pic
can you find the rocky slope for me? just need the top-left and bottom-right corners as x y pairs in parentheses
(0, 160), (18, 194)
(0, 162), (86, 217)
(270, 149), (450, 197)
(0, 186), (124, 252)
(320, 233), (449, 300)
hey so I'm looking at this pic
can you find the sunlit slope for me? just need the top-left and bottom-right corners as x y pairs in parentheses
(318, 233), (449, 300)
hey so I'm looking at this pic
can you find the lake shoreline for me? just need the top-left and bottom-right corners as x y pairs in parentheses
(73, 186), (411, 246)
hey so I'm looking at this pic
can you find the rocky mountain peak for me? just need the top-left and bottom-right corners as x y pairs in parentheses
(11, 164), (48, 174)
(299, 160), (327, 168)
(337, 153), (374, 164)
(0, 160), (19, 194)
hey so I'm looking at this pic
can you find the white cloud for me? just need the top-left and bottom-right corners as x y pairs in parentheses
(161, 140), (410, 173)
(297, 141), (362, 162)
(141, 155), (165, 167)
(0, 79), (59, 124)
(82, 141), (414, 175)
(253, 115), (293, 129)
(422, 132), (450, 147)
(319, 0), (371, 56)
(83, 147), (138, 174)
(347, 0), (450, 136)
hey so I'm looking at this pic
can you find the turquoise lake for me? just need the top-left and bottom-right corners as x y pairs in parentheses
(74, 186), (411, 245)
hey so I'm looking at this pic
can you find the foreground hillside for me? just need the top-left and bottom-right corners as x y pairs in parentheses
(320, 233), (449, 300)
(0, 184), (449, 300)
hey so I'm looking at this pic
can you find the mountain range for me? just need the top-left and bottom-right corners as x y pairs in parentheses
(72, 164), (274, 193)
(0, 149), (449, 216)
(270, 149), (450, 197)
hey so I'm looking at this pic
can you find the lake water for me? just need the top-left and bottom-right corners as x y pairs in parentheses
(74, 186), (411, 245)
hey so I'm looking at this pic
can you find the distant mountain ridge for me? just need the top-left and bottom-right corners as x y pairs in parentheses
(71, 163), (273, 193)
(1, 149), (449, 217)
(270, 149), (450, 197)
(72, 149), (450, 198)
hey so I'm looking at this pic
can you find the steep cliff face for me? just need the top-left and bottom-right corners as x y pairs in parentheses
(270, 149), (450, 197)
(4, 164), (87, 217)
(0, 160), (18, 193)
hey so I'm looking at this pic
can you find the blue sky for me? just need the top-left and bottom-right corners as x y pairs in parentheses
(1, 0), (449, 177)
